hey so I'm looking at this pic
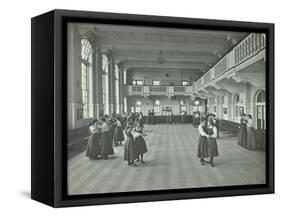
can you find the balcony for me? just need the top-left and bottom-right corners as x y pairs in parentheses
(192, 33), (266, 93)
(125, 85), (193, 97)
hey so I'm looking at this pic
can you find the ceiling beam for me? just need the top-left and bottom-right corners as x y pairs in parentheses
(123, 61), (206, 70)
(114, 53), (217, 63)
(129, 67), (201, 73)
(98, 38), (229, 52)
(77, 24), (247, 39)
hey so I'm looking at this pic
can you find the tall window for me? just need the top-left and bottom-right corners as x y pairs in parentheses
(102, 54), (109, 115)
(154, 99), (160, 113)
(256, 90), (266, 130)
(123, 70), (127, 85)
(221, 96), (225, 105)
(234, 94), (243, 118)
(180, 100), (187, 113)
(81, 38), (92, 119)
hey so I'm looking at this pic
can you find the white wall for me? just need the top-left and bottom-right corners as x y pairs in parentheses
(127, 95), (193, 115)
(0, 0), (280, 216)
(207, 83), (265, 127)
(128, 70), (201, 85)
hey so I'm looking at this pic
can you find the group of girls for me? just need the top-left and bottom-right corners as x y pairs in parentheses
(238, 113), (256, 150)
(85, 115), (124, 160)
(85, 113), (148, 166)
(197, 115), (219, 167)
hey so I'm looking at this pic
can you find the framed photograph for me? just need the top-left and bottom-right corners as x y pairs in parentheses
(239, 106), (245, 116)
(31, 9), (274, 207)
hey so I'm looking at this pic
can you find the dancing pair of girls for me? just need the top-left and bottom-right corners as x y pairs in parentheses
(124, 122), (148, 167)
(197, 118), (219, 167)
(85, 118), (114, 160)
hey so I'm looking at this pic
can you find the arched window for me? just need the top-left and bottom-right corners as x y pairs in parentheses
(102, 54), (109, 115)
(256, 90), (266, 130)
(81, 38), (92, 119)
(257, 90), (265, 103)
(81, 39), (92, 61)
(221, 95), (227, 118)
(234, 94), (240, 118)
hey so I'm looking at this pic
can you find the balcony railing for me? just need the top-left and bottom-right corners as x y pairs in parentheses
(193, 33), (266, 91)
(125, 85), (192, 96)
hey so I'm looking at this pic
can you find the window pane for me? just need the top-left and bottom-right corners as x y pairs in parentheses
(154, 106), (160, 113)
(153, 80), (160, 85)
(81, 39), (92, 61)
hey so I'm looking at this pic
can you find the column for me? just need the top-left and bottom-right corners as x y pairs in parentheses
(107, 52), (116, 114)
(92, 46), (103, 119)
(67, 24), (83, 130)
(119, 66), (124, 114)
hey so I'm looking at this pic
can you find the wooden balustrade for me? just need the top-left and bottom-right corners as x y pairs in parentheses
(214, 57), (227, 77)
(125, 85), (192, 96)
(193, 33), (266, 92)
(149, 86), (167, 93)
(131, 85), (143, 92)
(234, 33), (266, 64)
(174, 86), (185, 92)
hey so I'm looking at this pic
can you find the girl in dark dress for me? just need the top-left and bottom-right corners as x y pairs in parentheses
(238, 113), (248, 148)
(100, 117), (114, 160)
(109, 117), (117, 145)
(124, 122), (138, 166)
(85, 119), (101, 160)
(206, 119), (219, 167)
(113, 118), (124, 146)
(134, 122), (148, 163)
(121, 113), (127, 130)
(246, 114), (256, 150)
(197, 118), (209, 165)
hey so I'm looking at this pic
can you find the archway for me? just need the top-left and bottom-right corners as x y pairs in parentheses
(255, 90), (266, 130)
(233, 93), (242, 121)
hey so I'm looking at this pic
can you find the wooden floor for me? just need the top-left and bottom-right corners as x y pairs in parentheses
(67, 124), (266, 195)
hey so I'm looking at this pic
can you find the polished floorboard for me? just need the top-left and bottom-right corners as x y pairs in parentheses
(67, 124), (266, 195)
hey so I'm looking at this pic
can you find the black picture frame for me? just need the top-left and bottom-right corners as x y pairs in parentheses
(31, 9), (274, 207)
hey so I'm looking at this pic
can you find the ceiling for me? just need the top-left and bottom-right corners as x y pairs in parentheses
(76, 23), (248, 76)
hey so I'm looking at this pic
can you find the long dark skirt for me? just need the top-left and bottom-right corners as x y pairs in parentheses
(85, 133), (101, 159)
(207, 138), (219, 157)
(247, 127), (256, 150)
(197, 136), (209, 159)
(109, 125), (116, 141)
(100, 132), (114, 157)
(124, 137), (138, 162)
(135, 136), (148, 155)
(113, 126), (124, 144)
(192, 117), (197, 127)
(238, 125), (247, 148)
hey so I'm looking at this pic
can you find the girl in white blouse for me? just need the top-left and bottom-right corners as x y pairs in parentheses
(197, 118), (209, 165)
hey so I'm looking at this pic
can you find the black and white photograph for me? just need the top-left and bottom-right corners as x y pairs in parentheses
(67, 22), (267, 196)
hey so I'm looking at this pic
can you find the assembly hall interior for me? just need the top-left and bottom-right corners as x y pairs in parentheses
(66, 22), (266, 195)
